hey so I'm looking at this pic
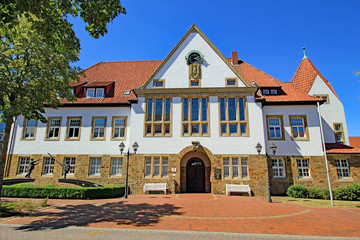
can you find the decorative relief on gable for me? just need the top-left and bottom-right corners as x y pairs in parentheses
(189, 64), (201, 80)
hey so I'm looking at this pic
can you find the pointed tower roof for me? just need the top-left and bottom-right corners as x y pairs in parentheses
(291, 57), (339, 100)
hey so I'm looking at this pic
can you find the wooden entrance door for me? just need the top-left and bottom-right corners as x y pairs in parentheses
(186, 158), (205, 193)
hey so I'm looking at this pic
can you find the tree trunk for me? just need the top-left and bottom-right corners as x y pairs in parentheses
(0, 115), (14, 201)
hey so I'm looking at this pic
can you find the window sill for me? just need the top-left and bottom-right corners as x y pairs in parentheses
(20, 138), (36, 141)
(64, 138), (81, 141)
(272, 177), (287, 181)
(143, 176), (169, 179)
(41, 174), (54, 177)
(110, 175), (124, 178)
(44, 138), (60, 141)
(88, 175), (101, 178)
(90, 138), (106, 141)
(298, 177), (313, 182)
(338, 177), (354, 183)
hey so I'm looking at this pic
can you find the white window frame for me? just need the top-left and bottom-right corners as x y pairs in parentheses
(89, 157), (102, 176)
(290, 115), (309, 140)
(267, 116), (284, 140)
(91, 117), (106, 140)
(86, 88), (95, 98)
(297, 159), (310, 178)
(46, 118), (61, 139)
(17, 157), (30, 175)
(64, 157), (76, 175)
(112, 117), (127, 140)
(111, 157), (123, 176)
(66, 117), (81, 140)
(95, 88), (104, 98)
(22, 119), (37, 139)
(42, 157), (55, 175)
(335, 159), (350, 178)
(272, 158), (286, 178)
(144, 156), (169, 178)
(223, 157), (248, 179)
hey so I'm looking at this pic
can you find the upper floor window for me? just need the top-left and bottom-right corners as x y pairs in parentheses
(182, 97), (209, 136)
(226, 78), (237, 87)
(262, 89), (278, 95)
(145, 98), (171, 136)
(335, 159), (350, 178)
(91, 117), (106, 140)
(266, 115), (284, 140)
(112, 116), (127, 140)
(86, 88), (104, 98)
(290, 115), (309, 140)
(46, 117), (61, 140)
(66, 117), (81, 140)
(314, 94), (329, 104)
(153, 79), (164, 88)
(219, 97), (248, 136)
(22, 119), (37, 140)
(333, 123), (344, 143)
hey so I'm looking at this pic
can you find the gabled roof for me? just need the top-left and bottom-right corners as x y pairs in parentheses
(139, 24), (255, 89)
(349, 137), (360, 149)
(61, 61), (161, 105)
(291, 57), (339, 100)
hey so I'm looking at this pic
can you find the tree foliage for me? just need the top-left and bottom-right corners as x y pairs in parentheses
(0, 0), (126, 198)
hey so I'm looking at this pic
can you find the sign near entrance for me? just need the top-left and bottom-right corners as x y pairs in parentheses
(172, 168), (177, 172)
(214, 169), (222, 180)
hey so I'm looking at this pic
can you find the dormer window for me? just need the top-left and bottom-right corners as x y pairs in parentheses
(262, 88), (279, 95)
(262, 89), (269, 95)
(124, 90), (131, 96)
(270, 89), (277, 95)
(86, 88), (104, 98)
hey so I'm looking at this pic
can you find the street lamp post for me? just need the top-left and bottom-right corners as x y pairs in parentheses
(255, 142), (277, 203)
(119, 141), (139, 199)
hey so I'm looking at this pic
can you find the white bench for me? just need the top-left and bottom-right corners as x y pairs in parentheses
(143, 183), (167, 194)
(226, 184), (251, 197)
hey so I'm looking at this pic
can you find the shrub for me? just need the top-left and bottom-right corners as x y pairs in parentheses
(333, 183), (360, 201)
(2, 185), (125, 199)
(307, 187), (323, 199)
(287, 185), (309, 198)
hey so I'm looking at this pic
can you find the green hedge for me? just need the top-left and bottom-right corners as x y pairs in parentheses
(1, 185), (125, 199)
(287, 183), (360, 201)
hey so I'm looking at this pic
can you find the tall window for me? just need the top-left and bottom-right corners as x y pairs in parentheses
(89, 157), (101, 176)
(66, 117), (81, 140)
(43, 157), (55, 175)
(145, 98), (171, 136)
(272, 159), (286, 178)
(335, 159), (350, 178)
(333, 123), (344, 143)
(182, 97), (209, 136)
(296, 159), (310, 178)
(266, 116), (284, 140)
(144, 156), (168, 177)
(219, 97), (247, 136)
(223, 157), (248, 178)
(46, 118), (61, 140)
(64, 157), (76, 174)
(111, 157), (123, 176)
(17, 157), (30, 174)
(22, 119), (37, 139)
(91, 117), (106, 140)
(290, 115), (309, 140)
(112, 117), (127, 140)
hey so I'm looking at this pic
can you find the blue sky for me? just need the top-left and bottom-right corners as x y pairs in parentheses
(70, 0), (360, 136)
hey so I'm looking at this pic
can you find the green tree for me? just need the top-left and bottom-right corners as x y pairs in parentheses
(0, 0), (126, 198)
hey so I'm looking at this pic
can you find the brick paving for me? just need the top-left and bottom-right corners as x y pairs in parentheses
(1, 194), (360, 239)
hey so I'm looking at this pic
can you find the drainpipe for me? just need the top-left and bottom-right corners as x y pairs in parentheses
(317, 102), (334, 206)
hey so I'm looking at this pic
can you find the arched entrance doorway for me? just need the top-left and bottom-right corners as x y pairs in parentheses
(186, 158), (205, 193)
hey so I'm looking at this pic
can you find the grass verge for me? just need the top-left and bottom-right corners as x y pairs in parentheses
(0, 199), (48, 218)
(272, 196), (360, 208)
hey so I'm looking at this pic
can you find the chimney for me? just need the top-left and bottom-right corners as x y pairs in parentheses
(231, 51), (238, 65)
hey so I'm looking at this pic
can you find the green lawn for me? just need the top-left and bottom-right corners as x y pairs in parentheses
(272, 196), (360, 208)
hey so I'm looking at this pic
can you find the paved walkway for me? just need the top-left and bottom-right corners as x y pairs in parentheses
(1, 194), (360, 239)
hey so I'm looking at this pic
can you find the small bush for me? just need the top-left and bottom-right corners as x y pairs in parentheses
(333, 183), (360, 201)
(2, 185), (125, 199)
(307, 187), (323, 199)
(40, 198), (48, 207)
(287, 185), (309, 198)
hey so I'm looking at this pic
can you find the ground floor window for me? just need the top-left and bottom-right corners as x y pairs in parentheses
(335, 159), (350, 178)
(18, 157), (30, 174)
(42, 157), (55, 175)
(272, 159), (286, 178)
(64, 157), (76, 174)
(111, 157), (123, 176)
(223, 157), (248, 178)
(144, 156), (168, 177)
(89, 157), (102, 176)
(296, 159), (310, 178)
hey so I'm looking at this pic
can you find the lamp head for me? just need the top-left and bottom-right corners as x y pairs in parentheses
(132, 141), (139, 153)
(119, 142), (125, 154)
(255, 142), (262, 155)
(270, 143), (277, 155)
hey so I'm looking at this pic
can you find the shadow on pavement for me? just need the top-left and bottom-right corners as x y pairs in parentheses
(16, 201), (181, 231)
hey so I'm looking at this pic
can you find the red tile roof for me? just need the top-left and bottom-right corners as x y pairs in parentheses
(62, 61), (161, 104)
(349, 137), (360, 149)
(291, 58), (339, 100)
(325, 143), (360, 154)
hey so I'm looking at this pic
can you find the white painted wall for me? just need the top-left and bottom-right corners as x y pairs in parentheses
(262, 105), (323, 156)
(130, 96), (267, 155)
(146, 32), (245, 89)
(11, 107), (131, 155)
(308, 75), (349, 145)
